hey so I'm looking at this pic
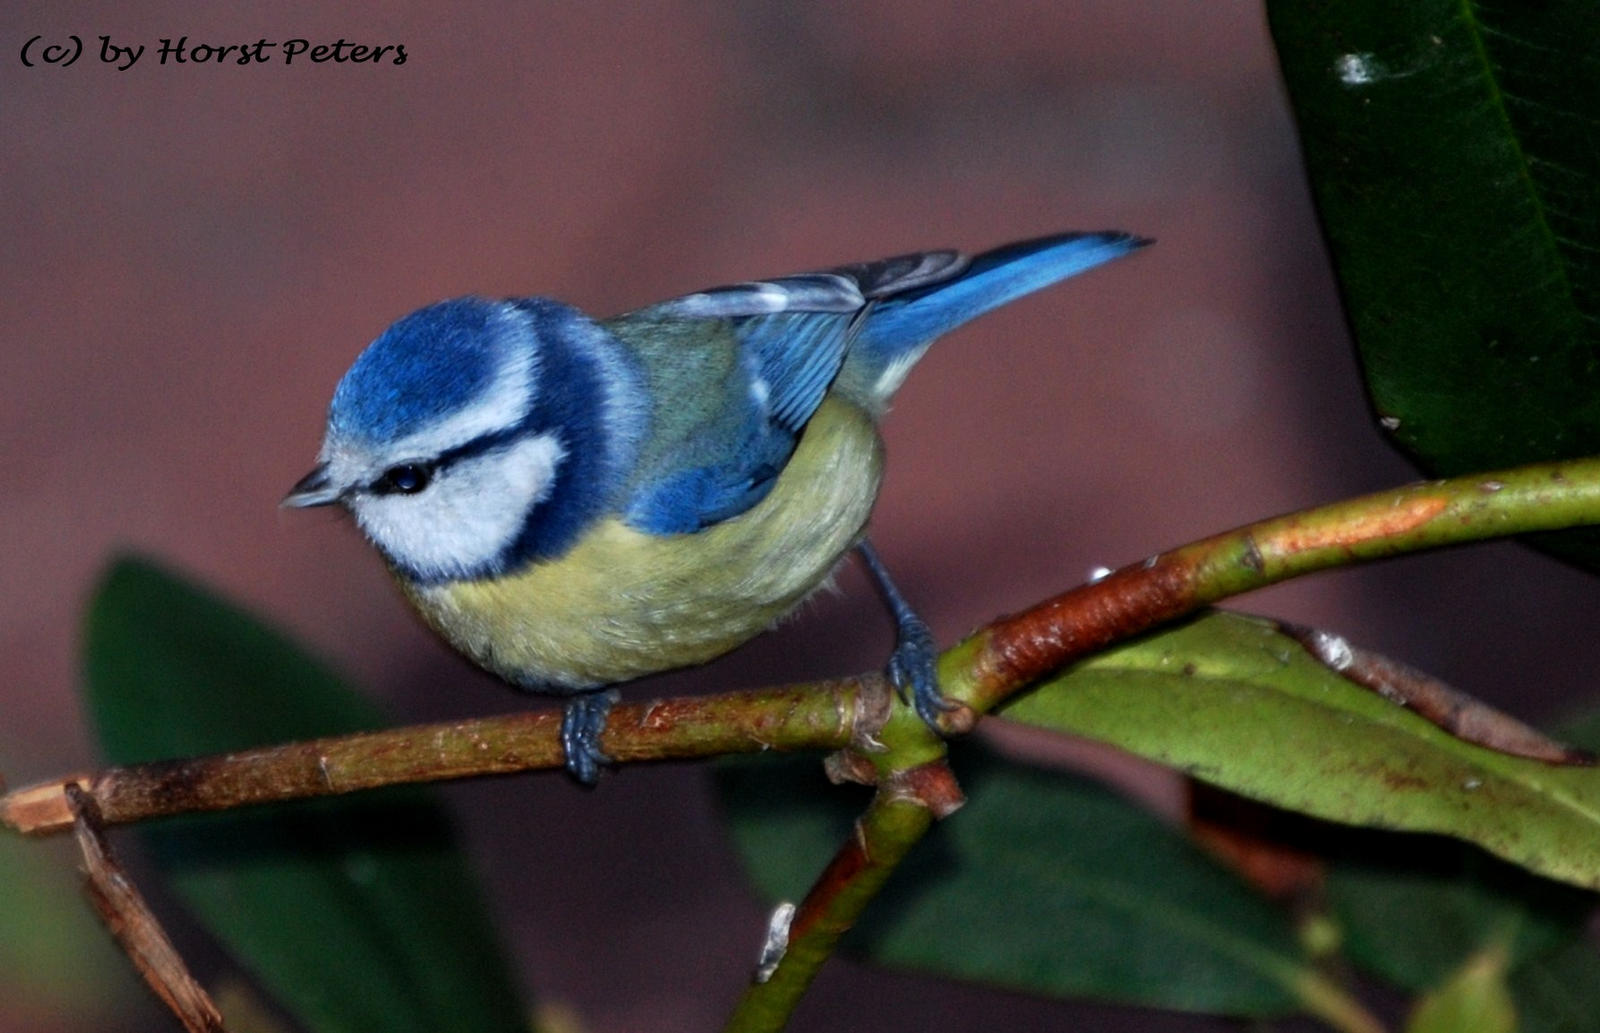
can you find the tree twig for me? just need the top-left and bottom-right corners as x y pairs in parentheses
(5, 683), (862, 835)
(1277, 621), (1594, 765)
(67, 783), (227, 1033)
(722, 776), (949, 1032)
(941, 457), (1600, 720)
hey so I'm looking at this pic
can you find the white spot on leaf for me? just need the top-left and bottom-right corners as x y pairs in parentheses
(1336, 52), (1382, 86)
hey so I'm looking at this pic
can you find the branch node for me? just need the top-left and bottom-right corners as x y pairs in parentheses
(884, 759), (966, 819)
(822, 749), (878, 787)
(847, 674), (894, 754)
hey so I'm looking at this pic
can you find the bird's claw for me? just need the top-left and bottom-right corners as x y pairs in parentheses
(886, 612), (956, 730)
(560, 689), (619, 785)
(856, 539), (955, 733)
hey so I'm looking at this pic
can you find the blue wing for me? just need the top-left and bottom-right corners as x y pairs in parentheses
(612, 232), (1146, 533)
(612, 272), (873, 533)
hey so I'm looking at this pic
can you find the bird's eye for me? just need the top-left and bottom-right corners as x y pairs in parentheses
(372, 463), (433, 496)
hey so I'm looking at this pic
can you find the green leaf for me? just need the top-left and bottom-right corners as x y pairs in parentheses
(1325, 686), (1600, 992)
(1267, 1), (1600, 568)
(1510, 937), (1600, 1033)
(1406, 946), (1516, 1033)
(1479, 706), (1600, 1033)
(82, 555), (529, 1033)
(1002, 611), (1600, 889)
(1328, 836), (1593, 991)
(717, 746), (1337, 1019)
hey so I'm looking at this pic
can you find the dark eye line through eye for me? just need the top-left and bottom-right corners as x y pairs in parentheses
(371, 461), (437, 496)
(366, 425), (532, 497)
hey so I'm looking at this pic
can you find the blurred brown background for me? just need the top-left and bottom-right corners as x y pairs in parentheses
(5, 3), (1597, 1031)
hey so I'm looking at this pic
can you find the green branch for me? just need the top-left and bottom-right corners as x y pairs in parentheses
(941, 456), (1600, 719)
(722, 788), (940, 1032)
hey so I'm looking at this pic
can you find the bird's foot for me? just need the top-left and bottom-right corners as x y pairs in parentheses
(856, 540), (957, 732)
(560, 689), (619, 785)
(886, 608), (957, 729)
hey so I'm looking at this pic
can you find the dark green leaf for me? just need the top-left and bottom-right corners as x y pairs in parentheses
(1483, 706), (1600, 1033)
(1268, 1), (1600, 568)
(1510, 937), (1600, 1033)
(82, 555), (529, 1033)
(1328, 836), (1593, 991)
(1555, 705), (1600, 757)
(1003, 611), (1600, 889)
(718, 745), (1334, 1018)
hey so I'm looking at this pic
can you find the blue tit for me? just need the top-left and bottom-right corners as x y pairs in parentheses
(284, 231), (1147, 782)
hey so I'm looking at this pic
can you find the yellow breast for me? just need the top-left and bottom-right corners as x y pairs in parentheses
(402, 395), (885, 689)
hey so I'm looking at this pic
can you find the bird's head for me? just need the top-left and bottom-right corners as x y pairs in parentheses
(285, 297), (624, 584)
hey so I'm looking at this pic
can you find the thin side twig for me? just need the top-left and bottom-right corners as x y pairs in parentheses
(67, 783), (227, 1033)
(1278, 620), (1594, 765)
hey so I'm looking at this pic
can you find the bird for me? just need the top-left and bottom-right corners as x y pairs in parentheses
(284, 231), (1147, 782)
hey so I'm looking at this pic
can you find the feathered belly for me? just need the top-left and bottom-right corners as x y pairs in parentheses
(403, 396), (885, 690)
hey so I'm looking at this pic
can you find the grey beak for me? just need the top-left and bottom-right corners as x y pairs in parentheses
(281, 463), (342, 508)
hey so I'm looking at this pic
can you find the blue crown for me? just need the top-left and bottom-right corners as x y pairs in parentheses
(330, 297), (514, 444)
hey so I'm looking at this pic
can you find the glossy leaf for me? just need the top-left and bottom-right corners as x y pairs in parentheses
(82, 556), (529, 1033)
(1268, 1), (1600, 567)
(718, 746), (1336, 1019)
(1001, 611), (1600, 889)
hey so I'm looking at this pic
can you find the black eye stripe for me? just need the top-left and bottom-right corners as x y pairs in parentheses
(433, 425), (529, 466)
(366, 426), (544, 497)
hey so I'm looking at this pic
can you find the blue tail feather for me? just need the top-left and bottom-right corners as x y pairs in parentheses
(853, 231), (1147, 377)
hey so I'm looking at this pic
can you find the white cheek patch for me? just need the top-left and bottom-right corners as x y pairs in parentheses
(349, 433), (566, 581)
